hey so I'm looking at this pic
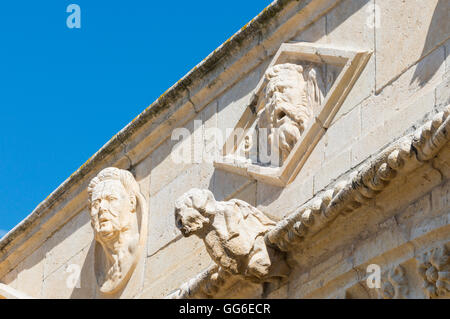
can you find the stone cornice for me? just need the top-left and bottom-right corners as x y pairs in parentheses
(167, 104), (450, 299)
(265, 104), (450, 252)
(0, 283), (33, 299)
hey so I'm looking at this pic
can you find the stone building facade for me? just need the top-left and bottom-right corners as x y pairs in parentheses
(0, 0), (449, 299)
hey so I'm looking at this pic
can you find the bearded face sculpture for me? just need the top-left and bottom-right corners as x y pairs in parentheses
(88, 167), (148, 294)
(263, 63), (324, 163)
(174, 189), (289, 283)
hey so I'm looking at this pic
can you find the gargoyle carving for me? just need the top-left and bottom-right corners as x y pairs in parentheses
(174, 189), (289, 283)
(87, 167), (148, 294)
(261, 63), (324, 162)
(418, 245), (450, 298)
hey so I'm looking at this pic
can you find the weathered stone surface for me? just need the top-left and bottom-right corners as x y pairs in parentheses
(376, 0), (449, 90)
(147, 164), (214, 256)
(1, 0), (449, 300)
(43, 209), (93, 279)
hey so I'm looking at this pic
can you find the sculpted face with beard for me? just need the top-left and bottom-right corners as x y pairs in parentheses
(263, 63), (324, 163)
(88, 167), (147, 294)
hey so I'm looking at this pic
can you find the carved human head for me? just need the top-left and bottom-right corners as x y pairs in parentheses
(263, 63), (324, 161)
(87, 167), (148, 294)
(174, 188), (216, 237)
(88, 167), (140, 243)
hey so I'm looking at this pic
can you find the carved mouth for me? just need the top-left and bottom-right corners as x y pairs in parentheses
(181, 226), (192, 236)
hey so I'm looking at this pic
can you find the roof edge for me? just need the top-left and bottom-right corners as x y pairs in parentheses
(0, 0), (296, 252)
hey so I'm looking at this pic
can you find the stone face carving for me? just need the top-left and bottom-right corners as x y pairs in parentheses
(87, 167), (148, 294)
(214, 43), (371, 187)
(418, 245), (450, 298)
(174, 188), (289, 283)
(262, 63), (324, 162)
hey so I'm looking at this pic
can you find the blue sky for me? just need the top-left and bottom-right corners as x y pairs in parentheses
(0, 1), (272, 237)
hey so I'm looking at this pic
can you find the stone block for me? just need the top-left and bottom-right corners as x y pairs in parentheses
(43, 209), (93, 279)
(292, 15), (326, 43)
(233, 181), (257, 206)
(376, 0), (449, 90)
(351, 218), (409, 267)
(257, 175), (314, 220)
(314, 148), (351, 192)
(16, 246), (45, 298)
(431, 179), (450, 215)
(217, 61), (268, 139)
(326, 0), (375, 50)
(324, 105), (361, 159)
(147, 164), (214, 256)
(142, 235), (211, 298)
(436, 75), (450, 107)
(42, 245), (96, 299)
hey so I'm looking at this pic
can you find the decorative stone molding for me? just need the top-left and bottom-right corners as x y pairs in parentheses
(418, 244), (450, 298)
(0, 283), (34, 299)
(87, 167), (148, 294)
(265, 105), (450, 252)
(165, 265), (231, 299)
(174, 189), (290, 283)
(214, 42), (372, 187)
(378, 265), (409, 299)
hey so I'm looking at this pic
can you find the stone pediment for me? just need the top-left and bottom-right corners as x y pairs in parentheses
(214, 42), (372, 187)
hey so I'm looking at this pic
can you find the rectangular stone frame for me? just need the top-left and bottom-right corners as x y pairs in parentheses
(214, 42), (372, 187)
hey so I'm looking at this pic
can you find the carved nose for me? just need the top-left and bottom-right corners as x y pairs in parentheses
(99, 200), (109, 213)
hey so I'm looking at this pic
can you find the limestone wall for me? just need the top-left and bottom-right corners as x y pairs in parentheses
(0, 0), (449, 299)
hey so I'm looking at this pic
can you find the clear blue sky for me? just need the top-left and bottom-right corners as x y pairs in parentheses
(0, 1), (272, 237)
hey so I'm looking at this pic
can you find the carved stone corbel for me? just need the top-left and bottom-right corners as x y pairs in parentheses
(174, 189), (290, 286)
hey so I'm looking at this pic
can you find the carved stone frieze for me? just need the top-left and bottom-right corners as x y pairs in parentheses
(378, 265), (409, 299)
(418, 245), (450, 298)
(87, 167), (148, 294)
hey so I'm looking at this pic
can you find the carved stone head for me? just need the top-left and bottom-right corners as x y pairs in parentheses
(88, 167), (148, 294)
(174, 188), (216, 238)
(174, 189), (290, 283)
(263, 63), (324, 161)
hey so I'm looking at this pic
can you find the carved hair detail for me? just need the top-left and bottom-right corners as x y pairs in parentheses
(88, 167), (141, 210)
(264, 63), (324, 121)
(262, 63), (325, 162)
(174, 188), (216, 217)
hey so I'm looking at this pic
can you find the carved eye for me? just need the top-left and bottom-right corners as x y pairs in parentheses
(175, 215), (183, 229)
(277, 111), (286, 120)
